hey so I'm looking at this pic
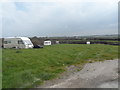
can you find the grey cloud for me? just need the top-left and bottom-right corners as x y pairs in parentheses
(2, 1), (118, 37)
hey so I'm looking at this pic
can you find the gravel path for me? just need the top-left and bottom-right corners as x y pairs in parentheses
(37, 59), (118, 88)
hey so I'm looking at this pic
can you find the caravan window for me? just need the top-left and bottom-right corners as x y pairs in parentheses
(4, 41), (11, 44)
(18, 40), (24, 44)
(23, 40), (32, 45)
(45, 42), (49, 44)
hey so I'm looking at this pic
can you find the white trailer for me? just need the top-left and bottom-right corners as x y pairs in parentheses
(44, 41), (51, 45)
(86, 41), (90, 44)
(56, 41), (59, 44)
(3, 37), (34, 49)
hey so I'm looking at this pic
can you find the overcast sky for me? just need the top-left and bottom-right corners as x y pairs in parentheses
(1, 0), (119, 37)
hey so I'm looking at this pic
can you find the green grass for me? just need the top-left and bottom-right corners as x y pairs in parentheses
(2, 44), (118, 88)
(0, 49), (2, 89)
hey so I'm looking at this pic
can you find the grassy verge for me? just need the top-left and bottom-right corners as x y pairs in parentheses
(0, 49), (2, 89)
(2, 44), (118, 88)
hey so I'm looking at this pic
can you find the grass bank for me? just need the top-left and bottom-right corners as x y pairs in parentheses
(2, 44), (118, 88)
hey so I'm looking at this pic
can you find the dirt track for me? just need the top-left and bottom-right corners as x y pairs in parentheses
(37, 59), (118, 88)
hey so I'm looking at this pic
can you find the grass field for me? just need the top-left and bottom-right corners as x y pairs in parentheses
(2, 44), (118, 88)
(0, 49), (2, 89)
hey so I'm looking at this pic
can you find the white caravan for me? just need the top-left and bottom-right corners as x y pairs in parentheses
(4, 37), (34, 49)
(44, 41), (51, 45)
(86, 41), (90, 44)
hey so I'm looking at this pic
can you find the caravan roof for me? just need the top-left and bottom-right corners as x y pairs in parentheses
(5, 37), (30, 40)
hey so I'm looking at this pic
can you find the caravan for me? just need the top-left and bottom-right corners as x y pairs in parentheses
(44, 41), (51, 45)
(4, 37), (34, 49)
